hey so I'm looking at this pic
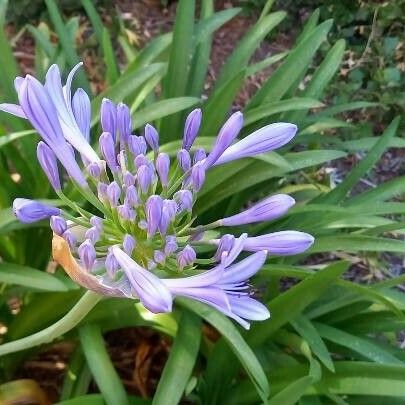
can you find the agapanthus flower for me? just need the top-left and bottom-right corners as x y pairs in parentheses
(1, 64), (314, 329)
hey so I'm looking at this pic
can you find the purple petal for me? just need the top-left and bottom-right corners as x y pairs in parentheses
(0, 103), (26, 118)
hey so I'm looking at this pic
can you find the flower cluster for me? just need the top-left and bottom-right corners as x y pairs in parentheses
(1, 64), (314, 329)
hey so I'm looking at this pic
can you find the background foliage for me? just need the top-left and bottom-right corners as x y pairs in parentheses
(0, 0), (403, 404)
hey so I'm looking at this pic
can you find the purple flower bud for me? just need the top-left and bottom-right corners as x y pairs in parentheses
(107, 181), (121, 207)
(204, 111), (244, 169)
(138, 220), (148, 230)
(156, 153), (170, 186)
(13, 198), (60, 223)
(174, 190), (193, 212)
(63, 230), (77, 250)
(154, 250), (166, 264)
(123, 171), (135, 187)
(118, 204), (136, 221)
(148, 260), (157, 270)
(190, 162), (205, 192)
(125, 185), (139, 207)
(134, 153), (148, 168)
(164, 235), (178, 255)
(144, 124), (159, 151)
(137, 165), (153, 193)
(78, 239), (96, 270)
(123, 234), (136, 255)
(243, 231), (314, 255)
(101, 98), (117, 141)
(214, 234), (235, 261)
(128, 135), (146, 156)
(50, 215), (67, 235)
(215, 123), (297, 166)
(222, 194), (295, 226)
(99, 132), (118, 172)
(183, 108), (202, 150)
(177, 149), (191, 172)
(117, 102), (132, 146)
(87, 161), (102, 178)
(193, 148), (206, 164)
(37, 141), (61, 191)
(163, 199), (177, 219)
(90, 216), (103, 230)
(85, 226), (100, 243)
(159, 207), (171, 235)
(177, 245), (196, 270)
(72, 88), (91, 142)
(97, 182), (108, 202)
(145, 195), (163, 237)
(105, 251), (119, 277)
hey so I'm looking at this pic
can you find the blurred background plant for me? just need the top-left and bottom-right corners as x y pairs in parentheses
(0, 0), (403, 404)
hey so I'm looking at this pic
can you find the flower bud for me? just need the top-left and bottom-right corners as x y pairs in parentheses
(177, 149), (191, 172)
(174, 190), (193, 212)
(101, 98), (117, 141)
(117, 102), (132, 146)
(144, 124), (159, 151)
(107, 181), (121, 207)
(123, 234), (136, 255)
(13, 198), (60, 223)
(85, 226), (100, 243)
(183, 108), (202, 150)
(145, 195), (163, 237)
(164, 235), (178, 255)
(190, 162), (205, 192)
(37, 141), (61, 191)
(177, 245), (196, 270)
(50, 215), (67, 235)
(99, 132), (118, 172)
(137, 165), (153, 193)
(156, 153), (170, 187)
(78, 239), (96, 270)
(193, 148), (206, 164)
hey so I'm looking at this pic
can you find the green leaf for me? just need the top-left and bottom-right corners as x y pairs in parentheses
(27, 24), (56, 59)
(161, 0), (195, 138)
(247, 20), (332, 109)
(80, 0), (104, 44)
(269, 376), (314, 405)
(132, 97), (201, 129)
(0, 262), (70, 292)
(0, 130), (36, 149)
(343, 136), (405, 151)
(247, 261), (349, 346)
(102, 27), (120, 85)
(286, 39), (345, 123)
(246, 52), (287, 77)
(178, 297), (270, 402)
(244, 98), (324, 126)
(214, 11), (286, 89)
(153, 310), (201, 405)
(291, 315), (334, 372)
(310, 235), (405, 254)
(91, 63), (166, 125)
(316, 117), (400, 204)
(79, 323), (129, 405)
(200, 71), (245, 137)
(314, 322), (403, 365)
(44, 0), (90, 92)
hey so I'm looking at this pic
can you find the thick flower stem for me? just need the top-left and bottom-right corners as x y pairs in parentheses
(0, 291), (102, 356)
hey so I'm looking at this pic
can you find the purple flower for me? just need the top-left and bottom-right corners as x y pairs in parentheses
(137, 165), (153, 193)
(156, 153), (170, 187)
(164, 235), (178, 255)
(50, 215), (67, 235)
(145, 195), (163, 237)
(101, 98), (117, 141)
(177, 245), (196, 269)
(105, 251), (119, 277)
(123, 171), (135, 187)
(193, 148), (206, 164)
(107, 181), (121, 207)
(174, 190), (193, 212)
(214, 234), (235, 261)
(243, 231), (314, 255)
(144, 124), (159, 152)
(125, 185), (139, 207)
(221, 194), (295, 226)
(177, 149), (191, 172)
(190, 162), (205, 192)
(90, 216), (103, 230)
(13, 198), (60, 223)
(87, 162), (102, 178)
(123, 234), (136, 255)
(159, 207), (171, 235)
(99, 132), (118, 172)
(85, 226), (100, 244)
(37, 141), (61, 191)
(183, 108), (202, 150)
(112, 246), (173, 313)
(215, 123), (297, 166)
(203, 111), (244, 169)
(72, 88), (91, 142)
(117, 102), (132, 146)
(63, 230), (77, 249)
(78, 239), (96, 270)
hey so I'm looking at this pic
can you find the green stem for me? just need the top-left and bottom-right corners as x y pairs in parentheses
(0, 291), (102, 356)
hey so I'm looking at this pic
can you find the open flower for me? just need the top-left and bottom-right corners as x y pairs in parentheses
(1, 64), (314, 328)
